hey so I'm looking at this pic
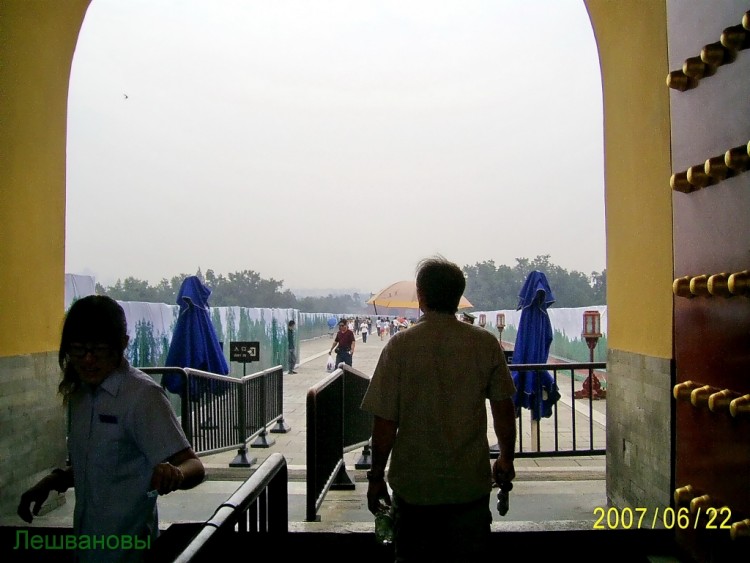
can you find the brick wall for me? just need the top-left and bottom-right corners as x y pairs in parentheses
(0, 352), (67, 517)
(606, 349), (672, 509)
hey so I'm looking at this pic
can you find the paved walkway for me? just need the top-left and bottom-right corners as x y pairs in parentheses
(204, 332), (606, 474)
(3, 330), (607, 533)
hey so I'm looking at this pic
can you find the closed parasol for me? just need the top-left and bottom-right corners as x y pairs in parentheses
(511, 271), (561, 421)
(163, 276), (229, 397)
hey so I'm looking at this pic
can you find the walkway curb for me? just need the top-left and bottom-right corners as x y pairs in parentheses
(203, 464), (605, 482)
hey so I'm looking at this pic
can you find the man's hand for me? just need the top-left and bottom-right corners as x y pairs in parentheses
(149, 462), (184, 495)
(367, 479), (391, 515)
(492, 456), (515, 486)
(490, 397), (516, 486)
(18, 482), (51, 523)
(17, 471), (66, 524)
(151, 448), (204, 495)
(18, 469), (72, 523)
(367, 416), (397, 514)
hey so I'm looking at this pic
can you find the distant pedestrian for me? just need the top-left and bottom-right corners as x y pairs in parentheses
(361, 320), (369, 343)
(329, 319), (356, 367)
(287, 320), (298, 374)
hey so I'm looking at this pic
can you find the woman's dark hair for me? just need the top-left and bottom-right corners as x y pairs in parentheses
(58, 295), (128, 401)
(415, 256), (466, 314)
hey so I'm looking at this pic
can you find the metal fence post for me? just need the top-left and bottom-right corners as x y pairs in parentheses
(252, 371), (275, 448)
(230, 378), (256, 467)
(270, 367), (290, 434)
(354, 440), (372, 470)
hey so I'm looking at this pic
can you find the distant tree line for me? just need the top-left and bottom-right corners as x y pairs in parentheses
(96, 268), (370, 313)
(96, 256), (606, 312)
(462, 255), (606, 310)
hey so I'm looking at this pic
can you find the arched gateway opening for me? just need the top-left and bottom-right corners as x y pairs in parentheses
(9, 2), (748, 561)
(64, 2), (605, 298)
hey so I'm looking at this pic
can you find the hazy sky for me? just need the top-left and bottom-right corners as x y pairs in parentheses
(65, 0), (605, 294)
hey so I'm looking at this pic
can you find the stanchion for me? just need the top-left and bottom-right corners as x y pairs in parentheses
(230, 365), (256, 467)
(252, 373), (276, 448)
(354, 441), (372, 469)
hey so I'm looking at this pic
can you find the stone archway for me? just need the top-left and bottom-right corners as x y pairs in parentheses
(1, 0), (678, 532)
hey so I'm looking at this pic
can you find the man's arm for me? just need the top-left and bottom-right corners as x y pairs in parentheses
(366, 415), (397, 514)
(490, 398), (516, 484)
(150, 447), (205, 495)
(18, 466), (74, 523)
(329, 333), (339, 355)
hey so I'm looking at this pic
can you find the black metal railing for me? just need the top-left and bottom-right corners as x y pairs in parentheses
(170, 452), (288, 563)
(140, 365), (289, 466)
(306, 364), (373, 522)
(136, 368), (193, 440)
(304, 360), (606, 521)
(491, 361), (607, 458)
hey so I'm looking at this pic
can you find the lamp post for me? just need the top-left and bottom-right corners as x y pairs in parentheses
(488, 312), (509, 459)
(496, 313), (506, 346)
(575, 310), (605, 399)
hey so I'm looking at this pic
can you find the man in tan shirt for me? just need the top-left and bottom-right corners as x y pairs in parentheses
(361, 257), (516, 562)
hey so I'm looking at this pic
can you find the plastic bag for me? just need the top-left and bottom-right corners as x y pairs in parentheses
(326, 354), (335, 372)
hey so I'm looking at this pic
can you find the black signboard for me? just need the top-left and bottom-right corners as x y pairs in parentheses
(230, 341), (260, 363)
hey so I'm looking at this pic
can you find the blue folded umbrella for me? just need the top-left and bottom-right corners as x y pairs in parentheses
(164, 276), (229, 398)
(511, 271), (561, 420)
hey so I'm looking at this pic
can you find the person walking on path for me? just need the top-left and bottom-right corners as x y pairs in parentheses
(361, 257), (517, 562)
(382, 318), (390, 340)
(287, 320), (298, 374)
(361, 319), (369, 343)
(329, 318), (356, 367)
(17, 295), (205, 563)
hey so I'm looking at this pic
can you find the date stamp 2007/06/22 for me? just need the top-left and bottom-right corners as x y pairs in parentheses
(593, 506), (732, 530)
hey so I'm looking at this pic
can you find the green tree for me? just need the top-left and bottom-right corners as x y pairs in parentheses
(131, 320), (158, 367)
(462, 260), (520, 310)
(463, 255), (607, 310)
(590, 269), (607, 305)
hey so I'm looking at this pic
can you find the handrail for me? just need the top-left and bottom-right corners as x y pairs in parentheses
(306, 364), (372, 522)
(305, 360), (607, 521)
(183, 367), (239, 382)
(171, 453), (289, 563)
(493, 361), (607, 458)
(136, 367), (192, 441)
(182, 364), (283, 383)
(512, 361), (606, 371)
(140, 365), (289, 464)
